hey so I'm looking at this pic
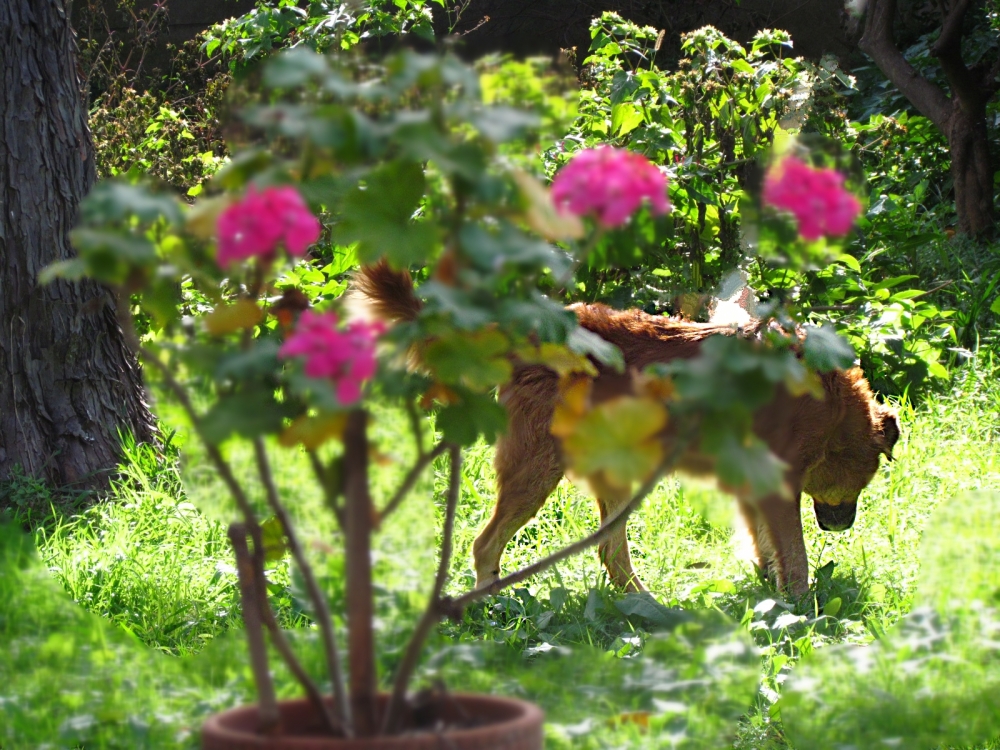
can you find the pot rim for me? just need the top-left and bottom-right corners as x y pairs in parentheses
(202, 692), (544, 747)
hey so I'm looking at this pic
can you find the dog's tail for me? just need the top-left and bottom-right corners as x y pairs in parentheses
(353, 260), (422, 323)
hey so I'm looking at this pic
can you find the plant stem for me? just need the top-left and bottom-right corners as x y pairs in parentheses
(228, 523), (280, 733)
(307, 450), (345, 530)
(446, 432), (693, 613)
(253, 437), (352, 737)
(139, 347), (336, 732)
(343, 408), (378, 737)
(378, 441), (447, 523)
(381, 444), (461, 735)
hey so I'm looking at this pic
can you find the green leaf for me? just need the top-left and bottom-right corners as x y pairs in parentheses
(436, 390), (508, 445)
(836, 253), (861, 273)
(199, 388), (291, 444)
(263, 47), (328, 89)
(802, 325), (855, 372)
(258, 516), (289, 562)
(989, 296), (1000, 315)
(567, 327), (624, 372)
(707, 430), (787, 499)
(499, 295), (577, 342)
(610, 70), (640, 105)
(38, 259), (88, 285)
(214, 341), (281, 382)
(614, 593), (690, 626)
(70, 229), (158, 285)
(459, 223), (570, 278)
(80, 182), (183, 227)
(561, 396), (667, 488)
(468, 106), (539, 143)
(611, 102), (644, 137)
(424, 330), (513, 391)
(334, 160), (438, 266)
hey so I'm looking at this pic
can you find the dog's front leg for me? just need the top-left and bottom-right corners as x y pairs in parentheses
(740, 493), (809, 598)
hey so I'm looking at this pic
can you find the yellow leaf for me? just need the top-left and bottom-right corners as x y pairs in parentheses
(204, 299), (264, 336)
(368, 447), (394, 466)
(632, 369), (676, 401)
(516, 343), (598, 378)
(185, 195), (232, 241)
(550, 375), (592, 438)
(607, 711), (651, 730)
(560, 396), (668, 489)
(785, 365), (823, 399)
(278, 413), (347, 450)
(511, 169), (584, 241)
(420, 382), (461, 409)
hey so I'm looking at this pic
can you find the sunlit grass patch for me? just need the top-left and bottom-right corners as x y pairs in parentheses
(1, 361), (998, 748)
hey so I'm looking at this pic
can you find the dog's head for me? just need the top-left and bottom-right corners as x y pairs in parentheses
(802, 369), (899, 532)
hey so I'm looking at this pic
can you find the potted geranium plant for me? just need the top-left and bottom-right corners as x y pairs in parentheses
(47, 42), (863, 748)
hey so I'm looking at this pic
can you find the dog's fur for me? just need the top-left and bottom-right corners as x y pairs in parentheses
(356, 262), (900, 596)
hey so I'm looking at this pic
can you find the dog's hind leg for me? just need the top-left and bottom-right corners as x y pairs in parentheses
(590, 474), (646, 593)
(473, 369), (564, 590)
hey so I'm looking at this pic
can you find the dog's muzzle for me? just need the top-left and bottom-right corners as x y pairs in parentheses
(813, 499), (857, 532)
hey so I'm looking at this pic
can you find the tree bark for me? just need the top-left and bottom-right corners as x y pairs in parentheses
(0, 0), (154, 491)
(859, 0), (996, 235)
(948, 106), (995, 235)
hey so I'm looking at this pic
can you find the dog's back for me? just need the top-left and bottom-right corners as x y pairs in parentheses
(354, 262), (898, 596)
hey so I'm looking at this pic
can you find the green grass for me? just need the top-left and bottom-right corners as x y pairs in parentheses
(1, 359), (999, 748)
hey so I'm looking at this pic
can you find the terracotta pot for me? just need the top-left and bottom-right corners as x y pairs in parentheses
(201, 693), (544, 750)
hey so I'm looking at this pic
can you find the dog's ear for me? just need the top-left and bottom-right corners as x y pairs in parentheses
(876, 409), (900, 461)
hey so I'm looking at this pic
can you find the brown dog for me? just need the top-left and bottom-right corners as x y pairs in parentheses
(356, 264), (899, 597)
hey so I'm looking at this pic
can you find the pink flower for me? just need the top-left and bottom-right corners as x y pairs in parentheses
(763, 157), (862, 241)
(278, 311), (383, 405)
(217, 186), (321, 266)
(551, 146), (670, 228)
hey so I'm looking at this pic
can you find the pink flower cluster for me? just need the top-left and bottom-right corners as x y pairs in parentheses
(216, 186), (321, 266)
(551, 146), (670, 228)
(763, 157), (862, 241)
(278, 311), (383, 405)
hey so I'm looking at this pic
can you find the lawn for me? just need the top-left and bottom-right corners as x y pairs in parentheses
(2, 358), (999, 749)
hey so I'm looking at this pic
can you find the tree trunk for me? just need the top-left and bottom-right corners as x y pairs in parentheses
(948, 107), (995, 236)
(0, 0), (154, 492)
